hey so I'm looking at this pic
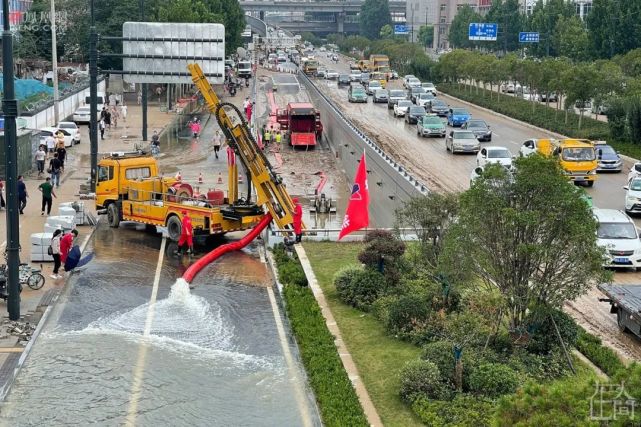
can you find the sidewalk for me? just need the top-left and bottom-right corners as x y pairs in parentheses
(0, 101), (180, 384)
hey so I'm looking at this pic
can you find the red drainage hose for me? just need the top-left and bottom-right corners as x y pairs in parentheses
(182, 213), (273, 284)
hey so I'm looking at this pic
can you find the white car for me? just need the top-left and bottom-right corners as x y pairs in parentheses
(73, 106), (93, 124)
(627, 162), (641, 182)
(624, 177), (641, 215)
(403, 75), (416, 87)
(366, 80), (382, 95)
(477, 146), (513, 169)
(38, 127), (74, 148)
(393, 100), (413, 117)
(421, 82), (437, 95)
(325, 70), (339, 80)
(593, 208), (641, 270)
(57, 121), (80, 144)
(406, 78), (421, 89)
(349, 71), (361, 82)
(415, 93), (435, 108)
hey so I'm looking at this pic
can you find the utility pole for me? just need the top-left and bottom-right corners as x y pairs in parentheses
(140, 0), (148, 141)
(50, 0), (59, 124)
(89, 0), (98, 191)
(2, 0), (21, 320)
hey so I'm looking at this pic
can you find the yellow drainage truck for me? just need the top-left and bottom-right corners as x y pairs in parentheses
(369, 54), (391, 75)
(527, 138), (598, 186)
(357, 59), (371, 72)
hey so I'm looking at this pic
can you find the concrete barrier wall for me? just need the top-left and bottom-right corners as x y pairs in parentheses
(298, 72), (428, 228)
(19, 79), (106, 130)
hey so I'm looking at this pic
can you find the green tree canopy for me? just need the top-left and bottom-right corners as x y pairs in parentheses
(526, 0), (575, 57)
(448, 5), (481, 49)
(418, 25), (434, 48)
(441, 156), (610, 332)
(359, 0), (391, 40)
(554, 15), (589, 62)
(587, 0), (641, 59)
(379, 24), (393, 39)
(484, 0), (524, 52)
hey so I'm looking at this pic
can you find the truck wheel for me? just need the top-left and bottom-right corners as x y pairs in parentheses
(166, 215), (182, 241)
(617, 308), (629, 333)
(107, 203), (120, 228)
(586, 181), (594, 187)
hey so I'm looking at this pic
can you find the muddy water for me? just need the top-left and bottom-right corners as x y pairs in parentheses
(0, 224), (320, 426)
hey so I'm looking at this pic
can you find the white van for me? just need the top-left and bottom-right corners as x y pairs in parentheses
(85, 92), (106, 111)
(593, 208), (641, 270)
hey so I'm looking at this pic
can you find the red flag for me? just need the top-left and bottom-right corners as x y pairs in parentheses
(338, 153), (370, 240)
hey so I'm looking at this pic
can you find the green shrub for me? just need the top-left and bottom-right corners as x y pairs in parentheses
(468, 363), (520, 398)
(575, 329), (626, 377)
(507, 348), (571, 381)
(370, 294), (398, 322)
(412, 394), (494, 427)
(385, 293), (433, 341)
(273, 244), (308, 286)
(399, 359), (448, 402)
(333, 266), (385, 311)
(283, 283), (368, 426)
(358, 230), (406, 284)
(525, 305), (578, 355)
(421, 340), (456, 386)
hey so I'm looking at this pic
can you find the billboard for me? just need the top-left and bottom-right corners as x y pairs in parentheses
(468, 23), (498, 41)
(519, 32), (540, 43)
(394, 24), (409, 35)
(122, 22), (225, 84)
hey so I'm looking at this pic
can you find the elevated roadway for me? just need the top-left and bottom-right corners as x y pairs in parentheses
(240, 0), (405, 13)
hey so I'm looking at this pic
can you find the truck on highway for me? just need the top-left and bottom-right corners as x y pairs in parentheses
(301, 58), (319, 76)
(598, 284), (641, 339)
(369, 54), (391, 75)
(276, 102), (323, 147)
(519, 138), (598, 186)
(357, 59), (371, 72)
(236, 60), (252, 79)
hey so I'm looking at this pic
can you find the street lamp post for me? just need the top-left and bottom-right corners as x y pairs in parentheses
(50, 0), (60, 124)
(140, 0), (148, 141)
(89, 0), (98, 192)
(2, 0), (21, 320)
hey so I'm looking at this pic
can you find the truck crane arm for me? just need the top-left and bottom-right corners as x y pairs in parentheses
(188, 63), (298, 231)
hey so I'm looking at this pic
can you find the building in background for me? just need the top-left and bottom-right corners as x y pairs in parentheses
(521, 0), (592, 19)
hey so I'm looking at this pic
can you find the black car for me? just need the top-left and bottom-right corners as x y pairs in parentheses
(338, 74), (350, 86)
(429, 99), (449, 116)
(405, 106), (427, 124)
(462, 119), (492, 142)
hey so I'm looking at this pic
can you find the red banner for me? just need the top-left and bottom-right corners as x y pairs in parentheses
(338, 153), (370, 240)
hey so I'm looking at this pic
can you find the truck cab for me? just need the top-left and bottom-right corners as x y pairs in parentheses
(96, 153), (160, 211)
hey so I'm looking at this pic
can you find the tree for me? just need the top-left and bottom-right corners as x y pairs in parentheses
(585, 0), (641, 59)
(418, 25), (434, 48)
(359, 0), (391, 40)
(562, 63), (599, 128)
(554, 15), (589, 61)
(448, 5), (481, 49)
(379, 24), (393, 39)
(441, 157), (610, 333)
(526, 0), (574, 57)
(484, 0), (524, 53)
(301, 32), (322, 46)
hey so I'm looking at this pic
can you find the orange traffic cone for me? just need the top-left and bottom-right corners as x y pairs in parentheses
(217, 173), (223, 184)
(198, 172), (203, 184)
(175, 171), (182, 181)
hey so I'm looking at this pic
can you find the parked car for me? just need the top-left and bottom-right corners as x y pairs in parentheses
(428, 99), (449, 116)
(417, 115), (446, 138)
(592, 102), (609, 115)
(462, 119), (492, 142)
(349, 71), (362, 82)
(500, 82), (521, 93)
(39, 127), (74, 148)
(575, 100), (592, 110)
(624, 178), (641, 215)
(446, 130), (480, 154)
(593, 208), (641, 269)
(447, 108), (472, 127)
(421, 82), (437, 95)
(538, 92), (558, 103)
(393, 100), (413, 117)
(57, 121), (81, 144)
(338, 74), (350, 87)
(366, 80), (382, 95)
(409, 87), (427, 103)
(415, 93), (436, 108)
(476, 146), (513, 169)
(373, 89), (389, 103)
(405, 106), (427, 124)
(72, 106), (93, 124)
(387, 89), (407, 109)
(325, 70), (339, 80)
(348, 85), (368, 103)
(595, 143), (622, 172)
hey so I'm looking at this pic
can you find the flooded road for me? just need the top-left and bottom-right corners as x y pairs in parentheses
(0, 223), (319, 426)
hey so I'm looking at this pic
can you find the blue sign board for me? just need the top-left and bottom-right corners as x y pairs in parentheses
(394, 24), (409, 35)
(468, 23), (498, 41)
(519, 32), (540, 43)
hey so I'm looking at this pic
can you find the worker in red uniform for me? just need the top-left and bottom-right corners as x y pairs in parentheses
(60, 229), (78, 265)
(176, 210), (194, 255)
(292, 198), (303, 243)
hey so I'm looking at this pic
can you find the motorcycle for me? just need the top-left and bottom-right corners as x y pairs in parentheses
(229, 81), (237, 96)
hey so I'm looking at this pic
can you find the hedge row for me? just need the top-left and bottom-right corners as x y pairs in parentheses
(275, 246), (369, 427)
(575, 328), (626, 377)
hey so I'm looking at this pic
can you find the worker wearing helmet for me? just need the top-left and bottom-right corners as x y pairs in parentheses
(176, 210), (194, 255)
(292, 198), (303, 243)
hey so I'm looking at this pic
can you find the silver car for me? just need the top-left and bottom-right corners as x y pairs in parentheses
(446, 130), (481, 154)
(373, 89), (389, 103)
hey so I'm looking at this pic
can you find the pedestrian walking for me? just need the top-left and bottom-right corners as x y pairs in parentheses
(242, 97), (250, 111)
(17, 175), (27, 214)
(56, 143), (67, 173)
(246, 102), (253, 123)
(121, 104), (127, 122)
(104, 109), (112, 130)
(212, 130), (222, 159)
(99, 118), (106, 140)
(100, 106), (107, 121)
(45, 133), (56, 153)
(50, 229), (63, 279)
(48, 153), (62, 188)
(38, 177), (56, 215)
(275, 130), (282, 151)
(190, 118), (201, 138)
(60, 229), (78, 266)
(264, 127), (271, 148)
(137, 90), (142, 105)
(111, 106), (119, 128)
(55, 129), (65, 148)
(35, 146), (46, 177)
(174, 210), (193, 255)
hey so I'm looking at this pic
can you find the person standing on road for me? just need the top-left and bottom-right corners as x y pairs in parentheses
(175, 210), (193, 255)
(242, 97), (250, 112)
(121, 104), (127, 122)
(151, 130), (160, 156)
(99, 118), (106, 140)
(49, 153), (62, 188)
(137, 91), (142, 105)
(111, 105), (119, 128)
(45, 133), (56, 153)
(292, 197), (303, 243)
(38, 177), (56, 216)
(246, 102), (253, 123)
(212, 130), (222, 159)
(56, 143), (67, 173)
(50, 229), (63, 279)
(17, 175), (27, 215)
(275, 130), (282, 151)
(60, 229), (78, 266)
(264, 127), (271, 149)
(35, 146), (46, 178)
(104, 108), (112, 130)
